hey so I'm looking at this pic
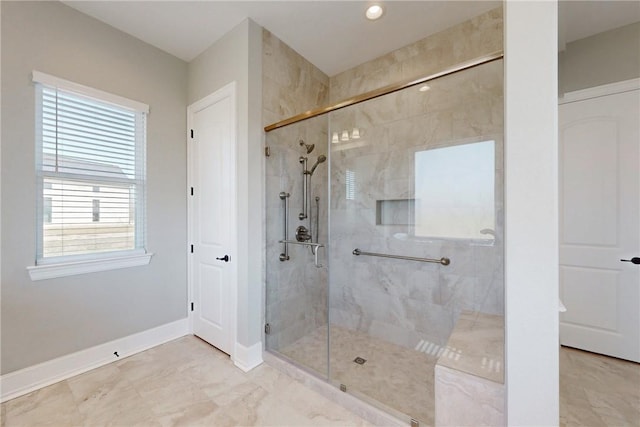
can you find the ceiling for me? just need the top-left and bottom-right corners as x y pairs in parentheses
(63, 1), (640, 77)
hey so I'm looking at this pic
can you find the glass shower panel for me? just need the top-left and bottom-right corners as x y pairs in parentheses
(327, 59), (504, 425)
(264, 115), (330, 379)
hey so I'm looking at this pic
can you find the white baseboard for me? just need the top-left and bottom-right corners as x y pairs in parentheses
(1, 318), (189, 403)
(233, 341), (263, 372)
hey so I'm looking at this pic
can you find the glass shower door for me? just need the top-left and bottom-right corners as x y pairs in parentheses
(264, 115), (330, 379)
(327, 59), (505, 425)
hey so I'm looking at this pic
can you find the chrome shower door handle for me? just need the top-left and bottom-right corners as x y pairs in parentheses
(620, 257), (640, 265)
(279, 192), (290, 261)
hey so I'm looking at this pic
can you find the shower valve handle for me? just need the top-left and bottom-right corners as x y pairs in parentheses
(620, 257), (640, 265)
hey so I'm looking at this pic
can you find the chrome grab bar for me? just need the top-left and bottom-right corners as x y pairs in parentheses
(279, 240), (324, 268)
(279, 192), (290, 261)
(352, 248), (450, 266)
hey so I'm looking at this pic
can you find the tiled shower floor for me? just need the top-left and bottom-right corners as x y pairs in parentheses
(278, 325), (438, 425)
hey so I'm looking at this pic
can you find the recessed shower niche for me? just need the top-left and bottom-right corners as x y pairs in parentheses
(376, 199), (415, 226)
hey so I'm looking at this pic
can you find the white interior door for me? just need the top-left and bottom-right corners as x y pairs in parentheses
(188, 83), (236, 355)
(559, 82), (640, 362)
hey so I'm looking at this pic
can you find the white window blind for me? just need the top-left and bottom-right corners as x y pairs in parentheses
(34, 73), (148, 264)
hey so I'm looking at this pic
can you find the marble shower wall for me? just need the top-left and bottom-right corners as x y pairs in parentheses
(330, 8), (503, 102)
(262, 30), (329, 127)
(263, 7), (504, 354)
(262, 30), (331, 352)
(328, 8), (504, 350)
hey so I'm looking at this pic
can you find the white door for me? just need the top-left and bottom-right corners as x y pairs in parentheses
(188, 83), (236, 355)
(559, 82), (640, 362)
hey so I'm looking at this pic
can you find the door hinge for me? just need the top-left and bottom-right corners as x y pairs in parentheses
(190, 187), (194, 196)
(190, 244), (194, 253)
(265, 146), (271, 157)
(190, 129), (194, 139)
(191, 302), (194, 312)
(264, 323), (271, 334)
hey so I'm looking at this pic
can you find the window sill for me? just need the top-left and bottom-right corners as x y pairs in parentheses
(27, 252), (154, 281)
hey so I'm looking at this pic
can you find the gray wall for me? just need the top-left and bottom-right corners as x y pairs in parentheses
(1, 1), (188, 374)
(559, 22), (640, 94)
(188, 19), (264, 347)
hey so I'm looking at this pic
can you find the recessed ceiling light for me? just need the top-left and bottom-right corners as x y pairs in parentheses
(419, 85), (431, 92)
(366, 4), (384, 21)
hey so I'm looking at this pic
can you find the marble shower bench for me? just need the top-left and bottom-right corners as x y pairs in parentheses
(434, 311), (505, 426)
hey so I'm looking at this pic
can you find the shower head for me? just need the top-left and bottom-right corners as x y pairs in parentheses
(309, 155), (327, 176)
(299, 139), (315, 154)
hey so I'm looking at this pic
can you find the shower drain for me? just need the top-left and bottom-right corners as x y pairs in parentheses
(353, 356), (367, 365)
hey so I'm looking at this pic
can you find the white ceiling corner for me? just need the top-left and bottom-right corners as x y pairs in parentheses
(62, 1), (640, 77)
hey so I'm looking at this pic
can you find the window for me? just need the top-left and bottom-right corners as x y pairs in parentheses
(29, 72), (152, 280)
(414, 140), (495, 240)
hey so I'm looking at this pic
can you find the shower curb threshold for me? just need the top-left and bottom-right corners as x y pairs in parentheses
(263, 351), (406, 427)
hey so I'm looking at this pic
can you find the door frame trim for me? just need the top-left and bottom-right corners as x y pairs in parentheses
(559, 78), (640, 105)
(186, 81), (238, 357)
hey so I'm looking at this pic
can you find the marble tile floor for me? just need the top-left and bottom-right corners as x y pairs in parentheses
(278, 326), (437, 426)
(279, 326), (640, 427)
(3, 334), (638, 427)
(560, 346), (640, 427)
(1, 336), (372, 427)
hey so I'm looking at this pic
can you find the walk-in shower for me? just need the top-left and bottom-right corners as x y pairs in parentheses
(264, 46), (505, 426)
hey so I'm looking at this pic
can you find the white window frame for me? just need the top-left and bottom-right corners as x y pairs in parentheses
(27, 71), (153, 280)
